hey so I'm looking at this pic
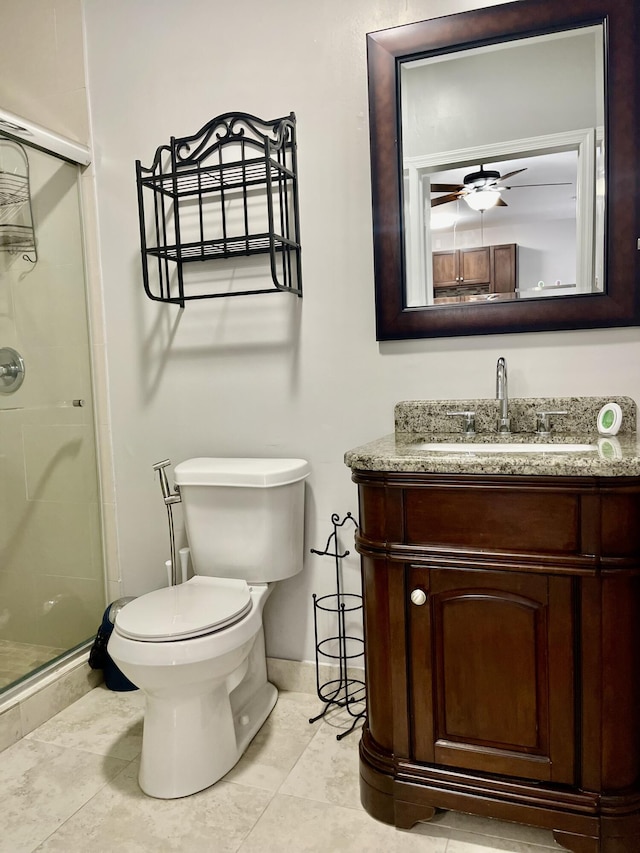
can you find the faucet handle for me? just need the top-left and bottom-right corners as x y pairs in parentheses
(446, 410), (476, 435)
(535, 410), (568, 435)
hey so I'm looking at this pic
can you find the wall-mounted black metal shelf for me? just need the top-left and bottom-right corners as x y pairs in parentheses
(136, 112), (302, 307)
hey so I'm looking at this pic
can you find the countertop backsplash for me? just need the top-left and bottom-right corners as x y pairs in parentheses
(394, 397), (638, 437)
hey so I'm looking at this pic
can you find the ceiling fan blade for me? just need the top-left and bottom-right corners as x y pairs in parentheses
(431, 183), (463, 192)
(498, 168), (527, 181)
(431, 193), (461, 207)
(496, 197), (508, 207)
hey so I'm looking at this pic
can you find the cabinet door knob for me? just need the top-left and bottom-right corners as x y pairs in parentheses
(411, 589), (428, 606)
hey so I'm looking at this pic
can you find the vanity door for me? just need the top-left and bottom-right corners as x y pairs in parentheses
(408, 565), (575, 784)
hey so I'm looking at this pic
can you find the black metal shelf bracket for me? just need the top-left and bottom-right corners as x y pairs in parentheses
(309, 512), (366, 740)
(136, 112), (302, 306)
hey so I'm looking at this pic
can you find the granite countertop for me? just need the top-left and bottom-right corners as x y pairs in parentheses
(344, 396), (640, 477)
(344, 431), (640, 477)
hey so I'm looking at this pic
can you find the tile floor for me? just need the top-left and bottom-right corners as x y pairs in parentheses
(1, 685), (566, 852)
(0, 640), (66, 690)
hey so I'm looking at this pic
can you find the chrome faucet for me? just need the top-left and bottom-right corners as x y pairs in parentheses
(495, 356), (511, 433)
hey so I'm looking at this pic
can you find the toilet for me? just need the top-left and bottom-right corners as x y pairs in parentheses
(107, 457), (310, 799)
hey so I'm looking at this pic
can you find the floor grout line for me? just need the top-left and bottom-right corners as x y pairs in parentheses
(32, 762), (132, 853)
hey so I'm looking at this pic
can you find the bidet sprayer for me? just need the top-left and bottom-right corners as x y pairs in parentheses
(152, 459), (182, 586)
(153, 458), (181, 505)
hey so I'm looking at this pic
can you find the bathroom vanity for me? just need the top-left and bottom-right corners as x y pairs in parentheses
(345, 398), (640, 853)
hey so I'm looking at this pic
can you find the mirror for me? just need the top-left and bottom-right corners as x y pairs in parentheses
(402, 27), (605, 307)
(367, 0), (639, 340)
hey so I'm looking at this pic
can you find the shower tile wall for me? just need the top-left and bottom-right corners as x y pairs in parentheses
(0, 0), (88, 145)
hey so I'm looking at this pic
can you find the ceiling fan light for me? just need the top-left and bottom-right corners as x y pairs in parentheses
(465, 189), (501, 211)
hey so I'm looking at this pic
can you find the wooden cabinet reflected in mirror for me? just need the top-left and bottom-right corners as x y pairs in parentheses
(432, 244), (516, 303)
(367, 0), (640, 340)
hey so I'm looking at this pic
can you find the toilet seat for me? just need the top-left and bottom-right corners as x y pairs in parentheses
(114, 577), (252, 642)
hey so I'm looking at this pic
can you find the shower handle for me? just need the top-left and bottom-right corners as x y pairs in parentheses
(0, 347), (25, 394)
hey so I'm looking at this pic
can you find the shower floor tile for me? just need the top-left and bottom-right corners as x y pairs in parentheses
(0, 640), (66, 689)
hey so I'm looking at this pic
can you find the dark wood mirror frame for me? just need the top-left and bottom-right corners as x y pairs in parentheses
(367, 0), (640, 341)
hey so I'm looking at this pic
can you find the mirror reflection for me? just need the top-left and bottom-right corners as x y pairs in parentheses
(400, 25), (605, 309)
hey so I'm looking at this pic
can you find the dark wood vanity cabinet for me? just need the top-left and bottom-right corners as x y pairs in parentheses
(353, 470), (640, 853)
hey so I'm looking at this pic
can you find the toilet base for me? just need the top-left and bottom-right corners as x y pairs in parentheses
(232, 678), (278, 760)
(110, 586), (277, 799)
(139, 677), (277, 799)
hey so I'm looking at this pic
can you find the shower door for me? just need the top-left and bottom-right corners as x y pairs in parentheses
(0, 130), (105, 691)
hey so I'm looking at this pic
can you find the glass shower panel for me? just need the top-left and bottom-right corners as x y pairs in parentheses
(0, 133), (105, 691)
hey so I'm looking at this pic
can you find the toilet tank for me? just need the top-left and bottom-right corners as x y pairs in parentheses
(173, 458), (310, 583)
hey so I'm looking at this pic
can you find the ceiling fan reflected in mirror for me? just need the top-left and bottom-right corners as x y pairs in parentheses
(431, 164), (570, 212)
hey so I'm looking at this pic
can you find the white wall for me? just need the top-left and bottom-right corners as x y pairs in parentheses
(82, 0), (640, 664)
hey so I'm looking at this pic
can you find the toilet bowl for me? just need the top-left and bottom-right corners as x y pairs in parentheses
(107, 457), (309, 799)
(109, 577), (274, 798)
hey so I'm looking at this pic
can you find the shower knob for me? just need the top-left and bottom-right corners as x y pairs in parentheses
(0, 347), (25, 394)
(410, 589), (428, 606)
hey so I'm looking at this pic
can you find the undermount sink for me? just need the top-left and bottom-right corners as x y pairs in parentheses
(415, 442), (598, 454)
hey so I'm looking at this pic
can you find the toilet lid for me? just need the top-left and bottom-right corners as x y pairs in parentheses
(113, 577), (253, 642)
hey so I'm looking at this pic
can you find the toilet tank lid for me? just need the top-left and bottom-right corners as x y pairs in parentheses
(174, 457), (310, 488)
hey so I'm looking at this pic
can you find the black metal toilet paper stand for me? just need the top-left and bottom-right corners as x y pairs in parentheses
(309, 512), (366, 740)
